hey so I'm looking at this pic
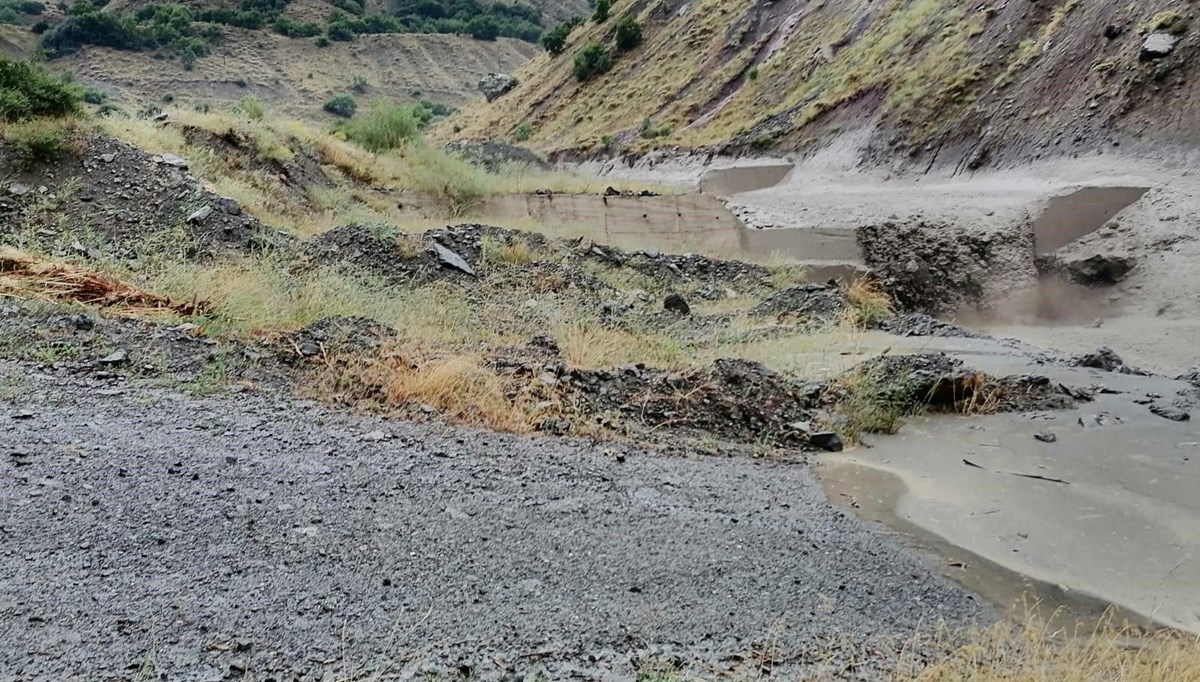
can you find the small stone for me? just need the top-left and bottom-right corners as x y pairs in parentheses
(98, 349), (129, 366)
(12, 410), (35, 420)
(225, 455), (238, 465)
(1141, 33), (1179, 61)
(298, 340), (321, 357)
(7, 183), (30, 197)
(159, 152), (186, 167)
(1103, 24), (1123, 40)
(99, 153), (115, 163)
(186, 205), (213, 224)
(1034, 431), (1057, 443)
(363, 430), (388, 442)
(431, 242), (476, 276)
(69, 314), (94, 330)
(663, 293), (691, 315)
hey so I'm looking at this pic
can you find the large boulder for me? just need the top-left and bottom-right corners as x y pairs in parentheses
(1141, 33), (1179, 61)
(478, 73), (518, 102)
(1064, 253), (1135, 285)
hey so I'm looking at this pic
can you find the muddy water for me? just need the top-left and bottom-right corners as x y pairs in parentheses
(699, 163), (794, 197)
(1032, 186), (1149, 253)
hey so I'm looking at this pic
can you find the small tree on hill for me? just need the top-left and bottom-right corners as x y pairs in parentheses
(323, 93), (357, 118)
(573, 43), (611, 81)
(592, 0), (611, 23)
(614, 16), (641, 51)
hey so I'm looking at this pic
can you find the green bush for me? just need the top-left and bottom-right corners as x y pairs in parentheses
(236, 94), (266, 120)
(82, 87), (107, 105)
(515, 123), (531, 141)
(573, 43), (611, 81)
(540, 16), (580, 54)
(323, 93), (357, 118)
(614, 16), (641, 51)
(4, 118), (71, 169)
(592, 0), (610, 23)
(350, 75), (368, 93)
(638, 117), (671, 139)
(416, 98), (453, 118)
(340, 100), (420, 152)
(0, 56), (81, 122)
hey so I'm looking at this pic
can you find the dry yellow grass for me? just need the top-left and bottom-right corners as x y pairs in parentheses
(843, 277), (897, 327)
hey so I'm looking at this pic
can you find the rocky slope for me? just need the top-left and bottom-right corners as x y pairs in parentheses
(450, 0), (1200, 171)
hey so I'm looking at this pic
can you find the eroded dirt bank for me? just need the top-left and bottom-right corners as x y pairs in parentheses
(0, 361), (987, 680)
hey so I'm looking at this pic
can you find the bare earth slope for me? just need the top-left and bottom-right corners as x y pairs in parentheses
(64, 28), (538, 118)
(450, 0), (1199, 170)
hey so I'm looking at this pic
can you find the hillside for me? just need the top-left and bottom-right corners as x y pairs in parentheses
(62, 28), (537, 118)
(448, 0), (1200, 169)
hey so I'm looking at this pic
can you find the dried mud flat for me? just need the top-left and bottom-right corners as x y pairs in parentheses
(0, 361), (987, 681)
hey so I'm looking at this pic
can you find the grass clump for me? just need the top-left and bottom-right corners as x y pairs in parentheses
(234, 94), (266, 121)
(832, 365), (910, 443)
(340, 101), (421, 152)
(0, 56), (81, 122)
(843, 277), (895, 326)
(323, 93), (357, 118)
(1148, 11), (1189, 35)
(3, 118), (75, 169)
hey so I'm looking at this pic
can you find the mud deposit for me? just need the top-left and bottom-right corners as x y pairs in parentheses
(0, 363), (987, 680)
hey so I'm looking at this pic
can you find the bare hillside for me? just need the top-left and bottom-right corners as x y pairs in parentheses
(64, 28), (538, 118)
(449, 0), (1200, 170)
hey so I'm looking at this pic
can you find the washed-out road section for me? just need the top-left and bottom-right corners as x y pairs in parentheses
(0, 362), (984, 680)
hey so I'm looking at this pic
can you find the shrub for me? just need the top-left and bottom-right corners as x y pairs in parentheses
(327, 16), (354, 41)
(748, 66), (758, 80)
(341, 101), (420, 151)
(4, 118), (71, 169)
(466, 15), (499, 40)
(81, 87), (107, 105)
(417, 99), (454, 117)
(0, 56), (80, 122)
(323, 93), (357, 118)
(572, 43), (611, 81)
(638, 118), (671, 139)
(314, 35), (330, 47)
(614, 16), (641, 51)
(592, 0), (610, 23)
(236, 94), (266, 120)
(515, 123), (531, 141)
(540, 21), (570, 54)
(350, 75), (368, 93)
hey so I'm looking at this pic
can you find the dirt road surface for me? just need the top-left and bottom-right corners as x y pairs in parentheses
(0, 361), (986, 680)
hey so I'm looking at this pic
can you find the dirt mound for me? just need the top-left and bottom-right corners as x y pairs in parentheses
(0, 134), (287, 260)
(858, 219), (1035, 314)
(444, 140), (550, 172)
(880, 313), (983, 339)
(751, 282), (847, 320)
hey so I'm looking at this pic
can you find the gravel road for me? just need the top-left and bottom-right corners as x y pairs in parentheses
(0, 362), (986, 680)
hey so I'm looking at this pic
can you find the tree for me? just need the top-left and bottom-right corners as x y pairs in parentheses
(614, 16), (641, 51)
(592, 0), (610, 23)
(573, 43), (611, 81)
(467, 15), (499, 40)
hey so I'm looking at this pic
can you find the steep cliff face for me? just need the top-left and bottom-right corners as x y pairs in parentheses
(448, 0), (1200, 170)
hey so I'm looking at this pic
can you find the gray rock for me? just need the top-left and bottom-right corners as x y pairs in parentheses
(1034, 431), (1058, 443)
(1141, 33), (1179, 61)
(478, 73), (518, 102)
(432, 242), (476, 276)
(663, 293), (691, 315)
(1150, 404), (1190, 422)
(99, 153), (115, 163)
(186, 205), (213, 223)
(98, 349), (129, 366)
(8, 183), (30, 197)
(809, 432), (843, 452)
(159, 153), (188, 168)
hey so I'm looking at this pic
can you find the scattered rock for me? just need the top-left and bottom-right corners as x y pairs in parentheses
(1070, 347), (1125, 372)
(1034, 431), (1057, 444)
(1149, 404), (1190, 422)
(663, 293), (691, 315)
(1140, 33), (1179, 61)
(751, 283), (846, 320)
(8, 183), (30, 197)
(432, 242), (476, 277)
(1064, 254), (1135, 285)
(478, 73), (517, 102)
(158, 153), (188, 168)
(884, 313), (980, 338)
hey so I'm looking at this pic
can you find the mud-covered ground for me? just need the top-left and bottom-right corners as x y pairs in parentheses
(0, 361), (988, 680)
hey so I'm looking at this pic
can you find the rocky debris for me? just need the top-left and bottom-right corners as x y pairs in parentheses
(663, 293), (691, 315)
(444, 140), (549, 172)
(186, 205), (213, 224)
(478, 73), (518, 102)
(1149, 403), (1190, 422)
(1177, 368), (1200, 385)
(858, 219), (1034, 314)
(97, 349), (129, 366)
(751, 283), (847, 320)
(0, 134), (285, 258)
(1141, 33), (1179, 61)
(1034, 431), (1058, 443)
(1068, 347), (1150, 375)
(1064, 253), (1135, 285)
(882, 313), (981, 338)
(602, 187), (661, 198)
(285, 317), (396, 360)
(842, 354), (1073, 414)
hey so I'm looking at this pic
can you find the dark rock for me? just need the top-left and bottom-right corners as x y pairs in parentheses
(603, 186), (621, 197)
(298, 340), (321, 357)
(68, 314), (94, 331)
(663, 293), (691, 315)
(1065, 254), (1135, 285)
(809, 432), (843, 452)
(1034, 431), (1057, 443)
(1070, 347), (1125, 372)
(1141, 33), (1179, 61)
(885, 313), (980, 338)
(1149, 404), (1190, 422)
(1176, 368), (1200, 385)
(751, 283), (847, 320)
(432, 242), (476, 277)
(1104, 24), (1124, 39)
(528, 332), (559, 354)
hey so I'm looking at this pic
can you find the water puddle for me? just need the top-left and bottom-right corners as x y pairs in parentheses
(1032, 186), (1149, 254)
(699, 164), (794, 197)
